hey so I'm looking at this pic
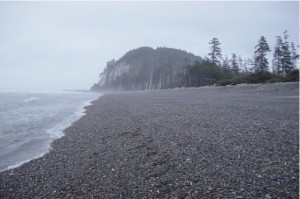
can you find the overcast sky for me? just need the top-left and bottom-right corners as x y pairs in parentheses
(0, 1), (299, 91)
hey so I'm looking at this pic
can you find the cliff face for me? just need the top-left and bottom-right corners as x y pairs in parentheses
(98, 62), (130, 87)
(91, 47), (201, 91)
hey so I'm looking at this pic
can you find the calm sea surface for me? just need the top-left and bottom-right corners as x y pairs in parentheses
(0, 90), (101, 172)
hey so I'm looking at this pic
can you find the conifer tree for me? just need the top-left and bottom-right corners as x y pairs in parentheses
(238, 56), (244, 72)
(208, 38), (222, 65)
(254, 36), (271, 72)
(230, 53), (239, 74)
(222, 56), (230, 70)
(243, 58), (252, 73)
(273, 36), (283, 75)
(290, 42), (299, 70)
(281, 31), (293, 75)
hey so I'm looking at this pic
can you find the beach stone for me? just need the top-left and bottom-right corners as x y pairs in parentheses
(0, 82), (299, 198)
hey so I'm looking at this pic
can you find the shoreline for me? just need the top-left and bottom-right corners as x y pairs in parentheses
(0, 82), (298, 198)
(0, 92), (101, 173)
(94, 81), (299, 93)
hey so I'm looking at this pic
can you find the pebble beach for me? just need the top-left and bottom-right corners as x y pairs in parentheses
(0, 82), (299, 198)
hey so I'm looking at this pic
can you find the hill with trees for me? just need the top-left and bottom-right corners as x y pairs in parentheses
(91, 31), (299, 91)
(91, 47), (202, 90)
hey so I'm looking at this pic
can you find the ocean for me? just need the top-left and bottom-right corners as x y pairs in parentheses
(0, 90), (101, 172)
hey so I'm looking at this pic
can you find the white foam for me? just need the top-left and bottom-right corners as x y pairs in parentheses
(46, 100), (94, 140)
(24, 97), (40, 102)
(5, 152), (45, 171)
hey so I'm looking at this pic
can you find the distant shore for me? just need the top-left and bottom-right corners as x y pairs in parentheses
(0, 82), (298, 198)
(96, 81), (299, 94)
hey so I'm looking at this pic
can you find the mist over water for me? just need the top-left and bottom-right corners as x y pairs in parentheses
(0, 90), (101, 172)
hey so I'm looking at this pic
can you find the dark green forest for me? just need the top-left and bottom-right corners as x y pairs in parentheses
(92, 31), (299, 91)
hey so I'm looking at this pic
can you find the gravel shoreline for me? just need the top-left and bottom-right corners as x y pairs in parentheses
(0, 82), (299, 198)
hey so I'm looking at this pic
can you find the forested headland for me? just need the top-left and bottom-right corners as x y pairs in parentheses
(91, 31), (299, 91)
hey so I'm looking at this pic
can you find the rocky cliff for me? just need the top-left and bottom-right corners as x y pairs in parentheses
(91, 47), (201, 91)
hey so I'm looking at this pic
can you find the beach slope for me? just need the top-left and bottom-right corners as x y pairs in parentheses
(0, 82), (299, 198)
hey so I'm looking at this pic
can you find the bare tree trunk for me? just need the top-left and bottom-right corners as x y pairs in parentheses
(149, 69), (153, 90)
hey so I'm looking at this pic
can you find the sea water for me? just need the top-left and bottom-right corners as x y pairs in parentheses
(0, 90), (101, 172)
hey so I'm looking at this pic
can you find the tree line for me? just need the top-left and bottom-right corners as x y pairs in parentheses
(182, 30), (299, 87)
(91, 31), (298, 91)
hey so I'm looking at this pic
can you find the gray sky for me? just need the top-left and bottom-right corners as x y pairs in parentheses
(0, 1), (299, 90)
